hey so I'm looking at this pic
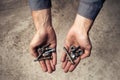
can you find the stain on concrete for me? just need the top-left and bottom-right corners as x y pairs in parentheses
(0, 0), (120, 80)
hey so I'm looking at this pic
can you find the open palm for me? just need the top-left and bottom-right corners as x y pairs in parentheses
(30, 27), (57, 73)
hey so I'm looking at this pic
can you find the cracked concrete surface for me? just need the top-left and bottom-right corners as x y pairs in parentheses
(0, 0), (120, 80)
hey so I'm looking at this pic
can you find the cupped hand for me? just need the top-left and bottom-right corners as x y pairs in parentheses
(30, 26), (57, 73)
(61, 25), (92, 73)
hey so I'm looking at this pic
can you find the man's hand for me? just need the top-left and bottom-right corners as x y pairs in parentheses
(61, 14), (93, 72)
(30, 9), (57, 73)
(30, 26), (57, 73)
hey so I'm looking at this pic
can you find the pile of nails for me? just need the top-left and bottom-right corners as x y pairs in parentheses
(34, 43), (55, 62)
(64, 45), (83, 64)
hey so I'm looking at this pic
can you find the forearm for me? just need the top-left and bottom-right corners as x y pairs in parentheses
(29, 0), (52, 31)
(32, 9), (52, 31)
(73, 14), (93, 36)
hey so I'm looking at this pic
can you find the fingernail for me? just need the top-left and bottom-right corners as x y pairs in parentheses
(52, 65), (55, 71)
(64, 70), (68, 73)
(69, 70), (73, 72)
(43, 68), (47, 72)
(48, 70), (52, 73)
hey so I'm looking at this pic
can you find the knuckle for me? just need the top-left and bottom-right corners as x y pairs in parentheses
(42, 68), (47, 72)
(85, 52), (91, 58)
(30, 52), (35, 57)
(29, 49), (36, 57)
(30, 43), (34, 49)
(29, 48), (34, 55)
(30, 52), (34, 56)
(48, 70), (52, 73)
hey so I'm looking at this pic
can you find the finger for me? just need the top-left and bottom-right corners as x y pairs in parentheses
(50, 60), (55, 71)
(39, 60), (47, 72)
(69, 57), (81, 72)
(61, 52), (67, 62)
(62, 58), (68, 69)
(81, 49), (91, 59)
(52, 52), (57, 65)
(61, 45), (69, 69)
(29, 33), (45, 57)
(45, 60), (53, 73)
(64, 61), (72, 73)
(49, 44), (57, 65)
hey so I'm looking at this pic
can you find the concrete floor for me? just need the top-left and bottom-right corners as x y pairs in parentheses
(0, 0), (120, 80)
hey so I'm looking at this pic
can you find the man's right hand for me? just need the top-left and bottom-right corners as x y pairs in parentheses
(29, 9), (57, 73)
(30, 26), (57, 73)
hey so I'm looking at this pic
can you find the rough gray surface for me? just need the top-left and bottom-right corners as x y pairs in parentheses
(0, 0), (120, 80)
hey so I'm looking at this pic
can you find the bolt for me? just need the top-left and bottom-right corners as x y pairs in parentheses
(34, 56), (52, 62)
(42, 53), (51, 57)
(74, 46), (80, 52)
(35, 51), (44, 62)
(70, 46), (76, 51)
(43, 48), (55, 57)
(70, 45), (84, 60)
(63, 47), (75, 64)
(75, 49), (83, 57)
(70, 52), (76, 60)
(35, 43), (51, 61)
(45, 48), (55, 53)
(42, 43), (51, 49)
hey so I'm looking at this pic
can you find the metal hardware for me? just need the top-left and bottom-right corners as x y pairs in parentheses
(63, 45), (84, 64)
(34, 43), (55, 62)
(63, 47), (75, 64)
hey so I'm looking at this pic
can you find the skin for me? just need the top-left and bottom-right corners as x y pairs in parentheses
(61, 14), (93, 72)
(30, 9), (93, 73)
(30, 9), (57, 73)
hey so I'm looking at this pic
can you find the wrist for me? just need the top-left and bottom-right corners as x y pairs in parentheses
(73, 14), (93, 35)
(32, 9), (52, 31)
